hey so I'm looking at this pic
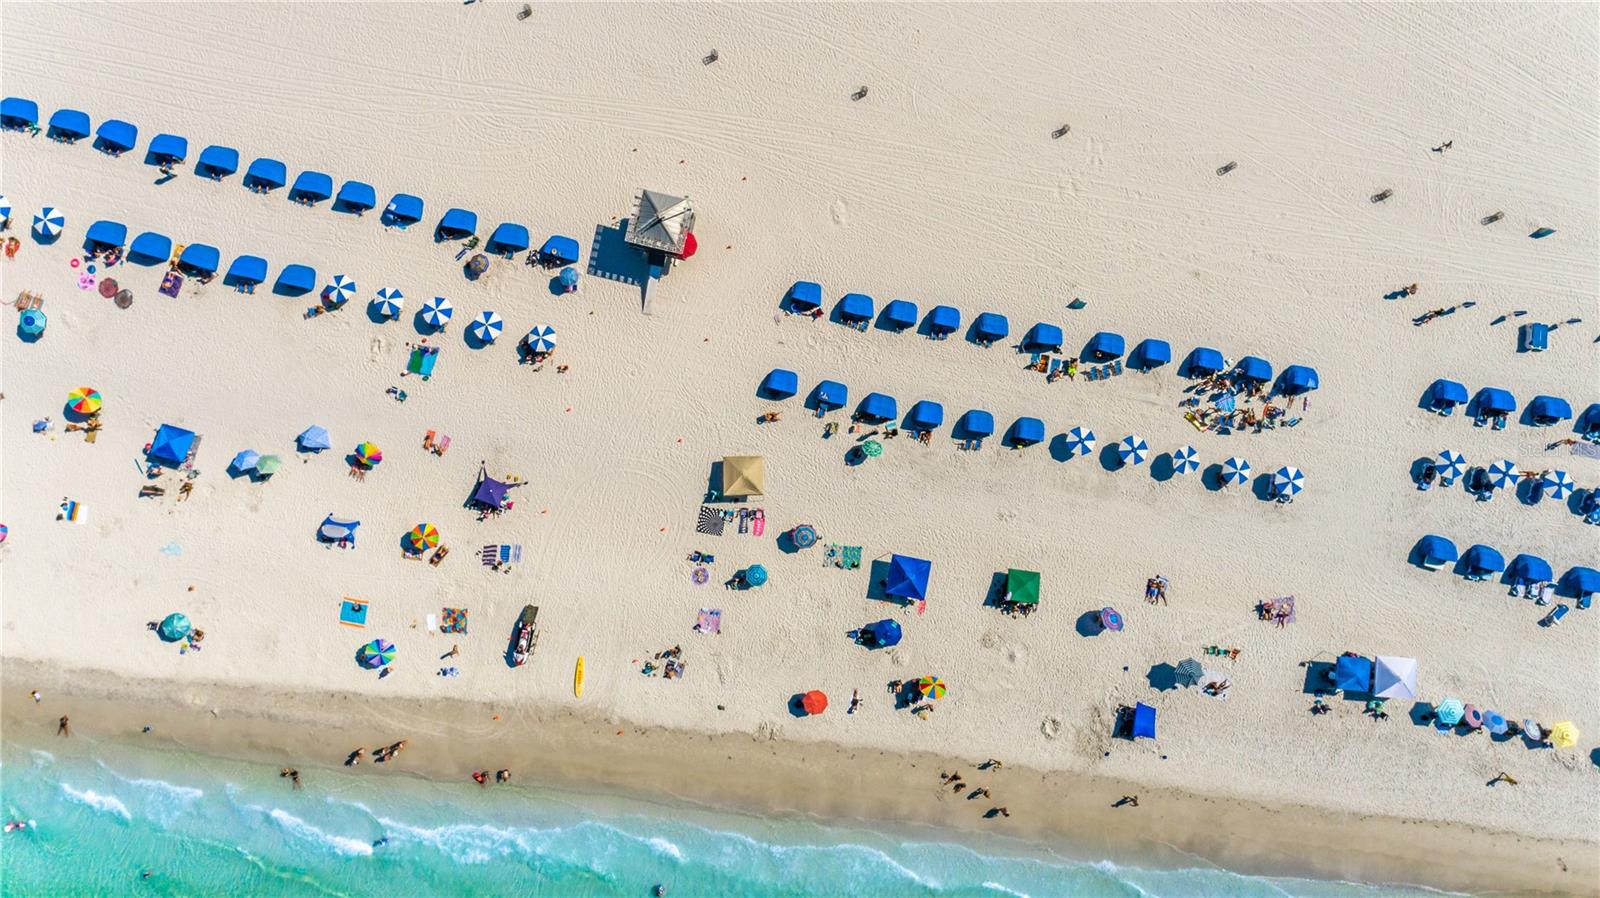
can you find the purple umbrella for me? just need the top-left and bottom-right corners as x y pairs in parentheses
(1100, 607), (1124, 632)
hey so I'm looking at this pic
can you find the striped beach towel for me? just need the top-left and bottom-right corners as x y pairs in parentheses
(696, 506), (725, 536)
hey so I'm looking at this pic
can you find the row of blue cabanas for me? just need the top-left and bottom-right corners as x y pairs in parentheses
(759, 368), (1046, 445)
(1413, 535), (1597, 594)
(1, 97), (584, 264)
(1424, 379), (1590, 429)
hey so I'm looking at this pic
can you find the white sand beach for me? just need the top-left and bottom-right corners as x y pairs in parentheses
(2, 2), (1597, 892)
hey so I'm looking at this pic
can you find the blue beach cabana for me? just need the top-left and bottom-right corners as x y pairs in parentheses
(148, 424), (197, 466)
(1085, 331), (1125, 361)
(486, 222), (530, 256)
(972, 312), (1009, 345)
(862, 619), (902, 649)
(1235, 356), (1273, 384)
(1526, 395), (1572, 426)
(48, 108), (91, 142)
(128, 231), (173, 266)
(436, 207), (477, 240)
(837, 292), (874, 325)
(196, 144), (239, 179)
(1460, 544), (1505, 579)
(906, 400), (945, 433)
(1024, 322), (1064, 352)
(856, 392), (898, 423)
(335, 180), (377, 213)
(759, 368), (799, 400)
(539, 235), (581, 265)
(1278, 365), (1320, 395)
(881, 299), (918, 331)
(1131, 338), (1172, 371)
(926, 305), (961, 338)
(177, 243), (221, 277)
(225, 254), (268, 288)
(290, 170), (334, 204)
(275, 264), (317, 295)
(1576, 403), (1600, 439)
(958, 409), (995, 439)
(1559, 567), (1599, 600)
(1, 97), (39, 130)
(383, 193), (425, 228)
(1508, 554), (1553, 585)
(1426, 379), (1469, 415)
(785, 280), (822, 313)
(245, 157), (288, 192)
(1130, 703), (1157, 740)
(1413, 535), (1458, 570)
(1334, 655), (1373, 693)
(810, 380), (848, 415)
(95, 119), (138, 154)
(83, 220), (127, 251)
(147, 133), (188, 164)
(1007, 416), (1045, 447)
(1185, 347), (1226, 377)
(884, 554), (932, 601)
(1473, 387), (1516, 417)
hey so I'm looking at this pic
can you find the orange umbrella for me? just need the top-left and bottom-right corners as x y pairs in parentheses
(801, 690), (828, 715)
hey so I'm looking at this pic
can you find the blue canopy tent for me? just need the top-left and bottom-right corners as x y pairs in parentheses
(906, 400), (945, 432)
(1526, 395), (1572, 426)
(1235, 356), (1273, 384)
(926, 305), (961, 338)
(383, 193), (425, 228)
(335, 180), (377, 213)
(1577, 403), (1600, 438)
(811, 380), (848, 414)
(128, 231), (173, 266)
(1559, 566), (1599, 599)
(785, 280), (822, 313)
(196, 144), (239, 179)
(1427, 378), (1470, 414)
(1278, 364), (1320, 395)
(147, 133), (188, 164)
(1007, 416), (1045, 447)
(436, 207), (477, 240)
(856, 392), (898, 423)
(94, 119), (138, 154)
(1131, 338), (1172, 371)
(1185, 347), (1226, 376)
(759, 368), (799, 400)
(318, 516), (360, 544)
(297, 425), (332, 452)
(178, 243), (221, 277)
(486, 222), (530, 256)
(1085, 331), (1125, 361)
(1130, 703), (1157, 739)
(837, 292), (874, 324)
(48, 108), (91, 141)
(1, 97), (39, 130)
(972, 312), (1009, 344)
(1024, 322), (1064, 352)
(1508, 554), (1553, 584)
(884, 554), (932, 601)
(275, 264), (317, 295)
(290, 170), (334, 204)
(881, 299), (918, 331)
(225, 254), (269, 287)
(862, 618), (902, 649)
(471, 474), (510, 510)
(83, 220), (128, 251)
(539, 235), (581, 265)
(1460, 544), (1505, 578)
(1414, 534), (1458, 570)
(245, 157), (288, 191)
(958, 409), (995, 438)
(1474, 387), (1516, 416)
(148, 424), (197, 466)
(1334, 655), (1373, 693)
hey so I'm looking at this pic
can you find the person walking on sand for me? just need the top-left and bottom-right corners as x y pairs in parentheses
(993, 807), (1010, 818)
(1489, 772), (1519, 786)
(496, 769), (511, 784)
(982, 758), (1003, 771)
(57, 716), (71, 736)
(472, 771), (488, 786)
(446, 644), (460, 659)
(31, 690), (41, 703)
(347, 748), (366, 766)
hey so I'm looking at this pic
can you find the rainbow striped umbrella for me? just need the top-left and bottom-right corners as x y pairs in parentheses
(916, 676), (948, 700)
(67, 387), (102, 415)
(354, 441), (383, 466)
(358, 639), (395, 669)
(404, 523), (440, 553)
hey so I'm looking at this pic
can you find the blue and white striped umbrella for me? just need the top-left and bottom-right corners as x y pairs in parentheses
(421, 296), (454, 328)
(325, 274), (357, 305)
(33, 206), (64, 237)
(525, 324), (556, 354)
(1117, 435), (1149, 466)
(0, 194), (11, 221)
(1486, 459), (1520, 490)
(1172, 445), (1199, 474)
(373, 287), (403, 319)
(1436, 449), (1466, 481)
(1221, 456), (1251, 486)
(1063, 427), (1095, 458)
(1272, 465), (1304, 497)
(470, 310), (504, 343)
(1542, 469), (1575, 500)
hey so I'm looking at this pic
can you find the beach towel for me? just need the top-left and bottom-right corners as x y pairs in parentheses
(1265, 595), (1296, 625)
(840, 546), (863, 570)
(441, 608), (468, 634)
(339, 598), (368, 628)
(425, 613), (438, 632)
(695, 608), (722, 634)
(737, 510), (749, 535)
(1571, 443), (1600, 460)
(58, 499), (82, 523)
(695, 506), (725, 536)
(159, 271), (184, 298)
(752, 509), (765, 537)
(481, 545), (499, 566)
(500, 544), (522, 564)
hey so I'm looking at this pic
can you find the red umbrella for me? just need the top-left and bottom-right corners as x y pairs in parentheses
(801, 690), (828, 715)
(676, 231), (698, 259)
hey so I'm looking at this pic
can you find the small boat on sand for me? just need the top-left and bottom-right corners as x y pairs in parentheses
(511, 605), (539, 667)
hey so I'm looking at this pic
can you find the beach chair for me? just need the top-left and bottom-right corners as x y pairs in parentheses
(1519, 322), (1549, 352)
(429, 545), (450, 566)
(1540, 604), (1569, 627)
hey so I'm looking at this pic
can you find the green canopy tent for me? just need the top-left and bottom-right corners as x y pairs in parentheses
(1006, 569), (1040, 605)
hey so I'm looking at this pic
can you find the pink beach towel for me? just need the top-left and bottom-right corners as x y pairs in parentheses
(695, 609), (722, 634)
(752, 509), (765, 537)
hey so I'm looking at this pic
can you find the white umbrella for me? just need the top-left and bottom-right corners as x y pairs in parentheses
(525, 324), (556, 353)
(470, 310), (504, 343)
(1272, 466), (1304, 497)
(1373, 656), (1418, 699)
(422, 296), (454, 328)
(1063, 427), (1095, 458)
(324, 274), (357, 305)
(1117, 435), (1148, 466)
(1542, 470), (1574, 500)
(33, 206), (64, 237)
(1172, 445), (1199, 474)
(1486, 459), (1519, 491)
(373, 287), (403, 319)
(1221, 456), (1251, 485)
(1436, 449), (1466, 482)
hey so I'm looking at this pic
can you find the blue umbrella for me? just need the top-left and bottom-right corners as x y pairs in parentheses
(470, 310), (504, 343)
(1117, 435), (1148, 466)
(1542, 470), (1574, 500)
(0, 194), (10, 221)
(19, 308), (46, 336)
(1221, 456), (1251, 485)
(525, 325), (556, 353)
(1063, 427), (1095, 458)
(791, 524), (818, 549)
(1436, 450), (1465, 482)
(158, 613), (193, 642)
(231, 449), (261, 471)
(744, 564), (768, 587)
(324, 274), (356, 305)
(1172, 445), (1199, 474)
(33, 206), (64, 237)
(1272, 466), (1304, 497)
(1486, 459), (1519, 490)
(558, 267), (580, 290)
(421, 296), (454, 328)
(374, 287), (403, 319)
(1484, 710), (1508, 736)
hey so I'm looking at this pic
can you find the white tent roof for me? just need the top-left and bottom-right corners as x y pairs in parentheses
(625, 189), (695, 254)
(1373, 655), (1418, 699)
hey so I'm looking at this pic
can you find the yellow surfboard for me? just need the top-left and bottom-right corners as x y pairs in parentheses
(573, 656), (585, 698)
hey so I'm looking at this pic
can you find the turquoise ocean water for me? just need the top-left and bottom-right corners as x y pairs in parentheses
(0, 741), (1452, 898)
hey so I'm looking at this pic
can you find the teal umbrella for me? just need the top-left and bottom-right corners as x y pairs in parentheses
(744, 564), (768, 587)
(158, 613), (192, 641)
(19, 309), (46, 336)
(1433, 697), (1465, 727)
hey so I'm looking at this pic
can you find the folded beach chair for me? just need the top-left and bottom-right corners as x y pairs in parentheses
(1540, 604), (1569, 627)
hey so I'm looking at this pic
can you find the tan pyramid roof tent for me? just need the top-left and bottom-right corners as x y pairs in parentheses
(625, 189), (695, 255)
(721, 455), (765, 498)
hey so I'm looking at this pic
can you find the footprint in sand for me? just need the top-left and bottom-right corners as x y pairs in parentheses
(830, 199), (849, 227)
(368, 335), (387, 363)
(1041, 716), (1062, 739)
